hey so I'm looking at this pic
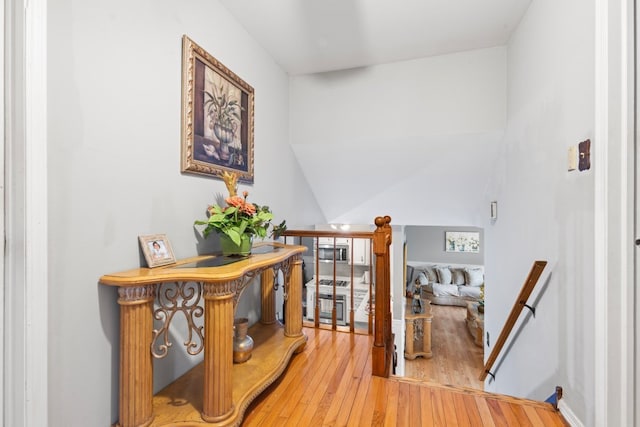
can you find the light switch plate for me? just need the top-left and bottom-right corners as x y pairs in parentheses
(567, 146), (577, 171)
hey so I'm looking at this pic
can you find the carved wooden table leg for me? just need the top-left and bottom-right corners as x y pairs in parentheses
(260, 270), (276, 324)
(424, 315), (433, 357)
(285, 255), (303, 338)
(117, 285), (156, 427)
(201, 283), (234, 422)
(404, 314), (415, 359)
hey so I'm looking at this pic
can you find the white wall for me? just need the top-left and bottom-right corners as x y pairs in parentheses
(289, 47), (507, 226)
(47, 1), (323, 425)
(406, 225), (484, 265)
(483, 0), (594, 425)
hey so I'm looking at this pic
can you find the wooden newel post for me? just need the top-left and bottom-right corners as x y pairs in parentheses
(372, 216), (392, 377)
(117, 285), (156, 427)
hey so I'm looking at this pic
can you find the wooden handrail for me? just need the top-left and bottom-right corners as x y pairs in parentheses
(281, 229), (375, 239)
(480, 260), (547, 381)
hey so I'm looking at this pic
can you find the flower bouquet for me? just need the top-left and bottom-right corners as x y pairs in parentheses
(194, 172), (286, 256)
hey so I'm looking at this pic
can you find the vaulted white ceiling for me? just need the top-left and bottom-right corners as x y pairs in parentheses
(219, 1), (531, 225)
(219, 0), (531, 75)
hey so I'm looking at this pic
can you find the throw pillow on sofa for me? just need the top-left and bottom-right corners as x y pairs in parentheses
(406, 265), (415, 289)
(422, 266), (438, 282)
(464, 267), (484, 286)
(435, 267), (452, 284)
(415, 272), (430, 285)
(451, 268), (465, 285)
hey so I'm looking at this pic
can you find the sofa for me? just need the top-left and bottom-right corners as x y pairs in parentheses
(407, 262), (484, 307)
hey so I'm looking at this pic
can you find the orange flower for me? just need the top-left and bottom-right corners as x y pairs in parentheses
(226, 195), (244, 208)
(240, 203), (256, 216)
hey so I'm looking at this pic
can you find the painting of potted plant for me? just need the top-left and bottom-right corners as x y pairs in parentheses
(181, 35), (255, 183)
(203, 75), (243, 163)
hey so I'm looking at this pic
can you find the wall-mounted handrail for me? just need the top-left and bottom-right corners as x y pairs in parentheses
(480, 260), (547, 381)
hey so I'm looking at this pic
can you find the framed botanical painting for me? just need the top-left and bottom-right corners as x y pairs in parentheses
(181, 35), (255, 183)
(445, 231), (480, 253)
(139, 234), (176, 268)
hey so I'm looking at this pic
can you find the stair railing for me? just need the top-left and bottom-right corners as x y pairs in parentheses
(282, 215), (394, 378)
(480, 260), (548, 381)
(281, 228), (376, 334)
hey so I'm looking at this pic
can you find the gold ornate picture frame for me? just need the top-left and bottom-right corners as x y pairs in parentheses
(181, 35), (255, 183)
(139, 234), (176, 268)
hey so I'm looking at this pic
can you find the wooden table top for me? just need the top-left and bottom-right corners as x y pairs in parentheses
(99, 242), (307, 287)
(405, 298), (433, 320)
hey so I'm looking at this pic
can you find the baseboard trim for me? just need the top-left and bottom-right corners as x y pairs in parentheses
(559, 400), (584, 427)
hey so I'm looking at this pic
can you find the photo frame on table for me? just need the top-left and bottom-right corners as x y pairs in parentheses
(180, 34), (255, 183)
(445, 231), (480, 253)
(139, 234), (176, 268)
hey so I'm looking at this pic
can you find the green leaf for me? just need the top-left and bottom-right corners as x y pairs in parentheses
(207, 213), (227, 223)
(256, 211), (273, 222)
(226, 229), (242, 246)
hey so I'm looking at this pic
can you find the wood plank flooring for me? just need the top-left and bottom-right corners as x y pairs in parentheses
(242, 326), (567, 426)
(403, 304), (484, 389)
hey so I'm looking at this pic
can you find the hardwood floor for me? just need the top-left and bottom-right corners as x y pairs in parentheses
(403, 304), (484, 390)
(147, 321), (565, 426)
(242, 326), (567, 426)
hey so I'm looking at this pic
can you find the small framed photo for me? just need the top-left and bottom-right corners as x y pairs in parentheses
(139, 234), (176, 268)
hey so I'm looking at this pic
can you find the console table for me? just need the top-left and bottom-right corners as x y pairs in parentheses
(404, 298), (433, 359)
(99, 243), (307, 427)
